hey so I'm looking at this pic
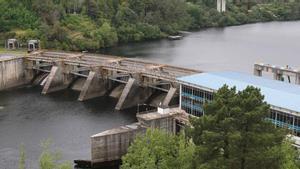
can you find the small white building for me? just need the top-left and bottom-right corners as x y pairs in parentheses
(28, 40), (40, 52)
(5, 39), (19, 50)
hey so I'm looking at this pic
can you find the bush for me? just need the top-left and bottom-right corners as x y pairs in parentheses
(39, 140), (72, 169)
(93, 22), (118, 47)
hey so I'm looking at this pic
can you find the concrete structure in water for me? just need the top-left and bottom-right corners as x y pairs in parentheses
(0, 55), (30, 90)
(90, 107), (188, 168)
(177, 71), (300, 146)
(0, 51), (200, 111)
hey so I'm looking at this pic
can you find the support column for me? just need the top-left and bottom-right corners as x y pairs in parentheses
(42, 66), (59, 94)
(254, 68), (262, 77)
(296, 73), (300, 85)
(273, 73), (283, 81)
(78, 71), (108, 101)
(162, 87), (177, 107)
(24, 60), (35, 82)
(42, 61), (72, 94)
(115, 78), (154, 110)
(115, 78), (136, 110)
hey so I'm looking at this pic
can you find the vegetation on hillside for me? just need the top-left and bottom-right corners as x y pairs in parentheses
(1, 0), (300, 51)
(121, 85), (300, 169)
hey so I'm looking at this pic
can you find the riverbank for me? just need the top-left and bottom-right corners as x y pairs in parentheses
(1, 1), (300, 51)
(0, 48), (26, 55)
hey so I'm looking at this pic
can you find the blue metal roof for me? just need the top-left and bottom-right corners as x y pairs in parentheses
(178, 72), (300, 113)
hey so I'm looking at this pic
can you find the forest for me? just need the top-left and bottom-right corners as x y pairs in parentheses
(1, 0), (300, 51)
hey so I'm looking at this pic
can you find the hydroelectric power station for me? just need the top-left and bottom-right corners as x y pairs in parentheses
(1, 51), (300, 168)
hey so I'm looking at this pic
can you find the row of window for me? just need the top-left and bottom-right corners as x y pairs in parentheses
(270, 110), (300, 136)
(181, 85), (213, 117)
(181, 85), (213, 101)
(180, 85), (300, 137)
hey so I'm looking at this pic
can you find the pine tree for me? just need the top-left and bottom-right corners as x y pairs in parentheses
(121, 129), (195, 169)
(187, 85), (299, 169)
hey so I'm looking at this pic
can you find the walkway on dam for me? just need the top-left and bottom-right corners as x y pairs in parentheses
(22, 51), (201, 110)
(26, 51), (201, 82)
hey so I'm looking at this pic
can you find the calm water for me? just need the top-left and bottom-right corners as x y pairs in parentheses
(1, 21), (300, 169)
(103, 21), (300, 73)
(0, 87), (136, 169)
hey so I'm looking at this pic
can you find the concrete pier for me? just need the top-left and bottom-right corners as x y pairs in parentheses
(42, 61), (74, 94)
(78, 71), (110, 101)
(0, 55), (27, 90)
(90, 108), (187, 167)
(115, 78), (136, 110)
(115, 78), (155, 110)
(162, 87), (177, 106)
(91, 123), (145, 168)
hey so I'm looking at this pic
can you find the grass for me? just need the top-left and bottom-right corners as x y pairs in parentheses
(0, 47), (27, 55)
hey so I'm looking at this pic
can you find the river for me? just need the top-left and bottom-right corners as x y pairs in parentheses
(1, 21), (300, 169)
(102, 21), (300, 73)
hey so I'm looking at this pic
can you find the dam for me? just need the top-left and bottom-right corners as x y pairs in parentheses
(2, 50), (300, 168)
(0, 51), (198, 168)
(0, 51), (200, 111)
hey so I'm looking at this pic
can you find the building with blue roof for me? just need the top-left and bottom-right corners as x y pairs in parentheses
(177, 71), (300, 137)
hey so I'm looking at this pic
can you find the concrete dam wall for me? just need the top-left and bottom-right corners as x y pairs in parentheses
(0, 56), (26, 90)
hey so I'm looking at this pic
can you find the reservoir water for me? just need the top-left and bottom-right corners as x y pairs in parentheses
(1, 21), (300, 169)
(103, 21), (300, 72)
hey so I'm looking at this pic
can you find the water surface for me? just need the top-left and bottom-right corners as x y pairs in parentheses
(0, 87), (136, 169)
(103, 21), (300, 73)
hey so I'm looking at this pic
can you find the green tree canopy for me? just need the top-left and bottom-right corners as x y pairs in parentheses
(186, 85), (300, 169)
(121, 129), (196, 169)
(1, 0), (300, 49)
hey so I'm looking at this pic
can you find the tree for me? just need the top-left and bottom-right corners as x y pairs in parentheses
(39, 140), (72, 169)
(94, 22), (118, 47)
(19, 144), (26, 169)
(85, 0), (99, 19)
(187, 85), (300, 169)
(279, 140), (300, 169)
(121, 129), (195, 169)
(17, 140), (72, 169)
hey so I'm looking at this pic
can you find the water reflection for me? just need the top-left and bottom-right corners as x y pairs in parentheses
(102, 21), (300, 73)
(0, 87), (136, 169)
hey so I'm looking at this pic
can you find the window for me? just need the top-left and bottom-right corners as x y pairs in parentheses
(181, 85), (213, 117)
